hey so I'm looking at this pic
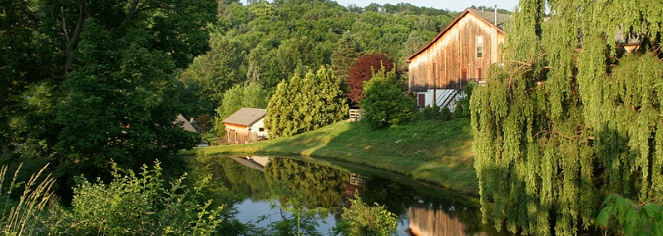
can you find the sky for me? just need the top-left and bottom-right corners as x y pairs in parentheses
(332, 0), (520, 12)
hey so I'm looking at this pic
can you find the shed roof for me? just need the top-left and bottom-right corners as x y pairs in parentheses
(175, 114), (198, 132)
(406, 8), (510, 61)
(223, 108), (266, 127)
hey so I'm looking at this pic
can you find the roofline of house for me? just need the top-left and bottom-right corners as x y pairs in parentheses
(405, 8), (506, 62)
(222, 114), (266, 127)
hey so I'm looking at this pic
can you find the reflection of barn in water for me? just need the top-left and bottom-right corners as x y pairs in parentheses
(407, 201), (486, 236)
(230, 156), (270, 172)
(343, 173), (368, 197)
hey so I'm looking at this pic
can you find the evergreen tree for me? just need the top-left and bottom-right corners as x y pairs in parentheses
(265, 67), (347, 137)
(331, 32), (361, 82)
(471, 0), (663, 235)
(265, 79), (294, 138)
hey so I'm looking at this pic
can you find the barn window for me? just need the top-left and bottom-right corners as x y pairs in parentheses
(259, 127), (265, 132)
(476, 36), (483, 44)
(476, 36), (484, 58)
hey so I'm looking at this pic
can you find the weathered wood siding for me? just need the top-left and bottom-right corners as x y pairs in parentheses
(408, 13), (504, 92)
(224, 119), (267, 144)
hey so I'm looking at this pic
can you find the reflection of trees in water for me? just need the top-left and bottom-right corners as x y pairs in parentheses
(187, 155), (270, 206)
(189, 156), (502, 235)
(264, 157), (345, 209)
(359, 174), (500, 235)
(360, 176), (416, 217)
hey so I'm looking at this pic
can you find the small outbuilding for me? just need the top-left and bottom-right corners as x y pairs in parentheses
(223, 108), (268, 144)
(175, 114), (198, 132)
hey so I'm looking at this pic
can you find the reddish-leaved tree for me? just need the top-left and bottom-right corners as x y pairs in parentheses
(344, 53), (393, 108)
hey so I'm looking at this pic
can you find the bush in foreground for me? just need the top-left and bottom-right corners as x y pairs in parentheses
(48, 161), (222, 235)
(334, 194), (397, 236)
(0, 161), (222, 235)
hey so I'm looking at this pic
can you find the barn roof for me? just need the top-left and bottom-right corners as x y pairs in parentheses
(175, 114), (198, 132)
(223, 108), (266, 127)
(405, 8), (510, 61)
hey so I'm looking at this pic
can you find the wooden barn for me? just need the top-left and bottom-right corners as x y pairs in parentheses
(406, 8), (509, 109)
(223, 108), (268, 144)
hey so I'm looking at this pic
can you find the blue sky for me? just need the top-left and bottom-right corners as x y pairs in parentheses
(332, 0), (520, 12)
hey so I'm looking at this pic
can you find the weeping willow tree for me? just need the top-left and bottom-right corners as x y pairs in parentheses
(471, 0), (663, 235)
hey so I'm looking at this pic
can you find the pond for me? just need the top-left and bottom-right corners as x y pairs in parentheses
(189, 155), (508, 235)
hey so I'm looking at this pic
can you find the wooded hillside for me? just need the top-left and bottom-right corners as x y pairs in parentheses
(179, 0), (459, 117)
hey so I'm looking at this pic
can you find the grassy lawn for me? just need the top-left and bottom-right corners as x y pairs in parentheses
(185, 118), (478, 196)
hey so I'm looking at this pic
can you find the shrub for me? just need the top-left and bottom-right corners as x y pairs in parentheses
(361, 67), (416, 129)
(334, 195), (397, 236)
(440, 106), (453, 121)
(454, 81), (476, 118)
(49, 161), (222, 235)
(420, 105), (441, 120)
(420, 105), (453, 121)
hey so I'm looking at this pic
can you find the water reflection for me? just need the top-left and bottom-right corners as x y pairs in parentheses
(409, 202), (487, 236)
(189, 155), (506, 235)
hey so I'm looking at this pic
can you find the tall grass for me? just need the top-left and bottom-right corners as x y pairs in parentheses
(0, 161), (223, 235)
(0, 163), (54, 235)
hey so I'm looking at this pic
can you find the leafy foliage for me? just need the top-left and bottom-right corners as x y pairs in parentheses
(331, 32), (361, 83)
(453, 81), (475, 118)
(56, 20), (199, 174)
(361, 68), (416, 129)
(420, 105), (453, 121)
(345, 53), (393, 108)
(265, 66), (348, 137)
(0, 0), (216, 192)
(2, 0), (457, 184)
(178, 30), (248, 116)
(471, 0), (663, 235)
(335, 194), (398, 236)
(49, 161), (222, 235)
(595, 194), (663, 236)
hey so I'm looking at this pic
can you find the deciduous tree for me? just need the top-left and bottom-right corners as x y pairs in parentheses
(361, 68), (416, 129)
(345, 53), (393, 108)
(54, 0), (216, 175)
(471, 0), (663, 235)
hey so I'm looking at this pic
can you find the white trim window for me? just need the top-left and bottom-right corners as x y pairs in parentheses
(476, 36), (484, 58)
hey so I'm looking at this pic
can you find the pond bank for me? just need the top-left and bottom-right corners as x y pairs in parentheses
(184, 118), (478, 196)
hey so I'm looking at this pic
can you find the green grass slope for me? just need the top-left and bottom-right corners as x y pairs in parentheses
(187, 118), (477, 196)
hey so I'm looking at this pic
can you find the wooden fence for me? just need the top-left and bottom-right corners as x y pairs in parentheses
(349, 109), (366, 122)
(225, 130), (260, 144)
